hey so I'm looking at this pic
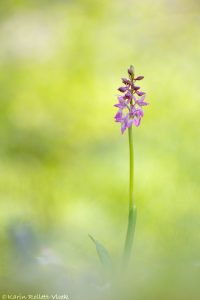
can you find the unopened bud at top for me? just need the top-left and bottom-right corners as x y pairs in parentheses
(128, 65), (134, 77)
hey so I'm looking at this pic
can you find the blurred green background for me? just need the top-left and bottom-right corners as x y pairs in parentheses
(0, 0), (200, 299)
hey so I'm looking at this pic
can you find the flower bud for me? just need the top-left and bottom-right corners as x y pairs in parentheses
(136, 91), (145, 96)
(128, 65), (134, 76)
(118, 86), (127, 93)
(133, 86), (140, 91)
(124, 91), (132, 101)
(135, 76), (144, 80)
(121, 78), (131, 85)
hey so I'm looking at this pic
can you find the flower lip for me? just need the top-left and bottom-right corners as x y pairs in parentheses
(114, 110), (123, 122)
(136, 99), (149, 106)
(135, 95), (149, 106)
(121, 114), (133, 134)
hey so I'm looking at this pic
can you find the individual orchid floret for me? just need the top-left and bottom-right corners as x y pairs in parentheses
(114, 96), (128, 109)
(121, 114), (133, 134)
(130, 106), (144, 127)
(114, 65), (149, 134)
(135, 95), (149, 106)
(114, 109), (123, 121)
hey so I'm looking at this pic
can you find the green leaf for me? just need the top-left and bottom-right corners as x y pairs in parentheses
(89, 234), (113, 272)
(123, 206), (137, 264)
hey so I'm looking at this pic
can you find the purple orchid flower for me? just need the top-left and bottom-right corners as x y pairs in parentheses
(133, 109), (144, 127)
(114, 110), (123, 122)
(135, 95), (149, 106)
(121, 114), (133, 134)
(124, 91), (133, 102)
(114, 96), (128, 109)
(114, 65), (149, 133)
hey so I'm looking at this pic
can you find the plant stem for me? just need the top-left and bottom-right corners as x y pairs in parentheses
(123, 126), (137, 266)
(128, 125), (134, 210)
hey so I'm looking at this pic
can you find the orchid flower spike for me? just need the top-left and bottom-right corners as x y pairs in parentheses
(114, 66), (149, 134)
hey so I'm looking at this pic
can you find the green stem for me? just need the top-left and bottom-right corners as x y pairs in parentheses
(128, 125), (134, 210)
(123, 126), (137, 266)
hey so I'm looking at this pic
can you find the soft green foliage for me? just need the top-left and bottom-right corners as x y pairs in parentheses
(123, 206), (137, 265)
(0, 0), (199, 298)
(89, 235), (113, 275)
